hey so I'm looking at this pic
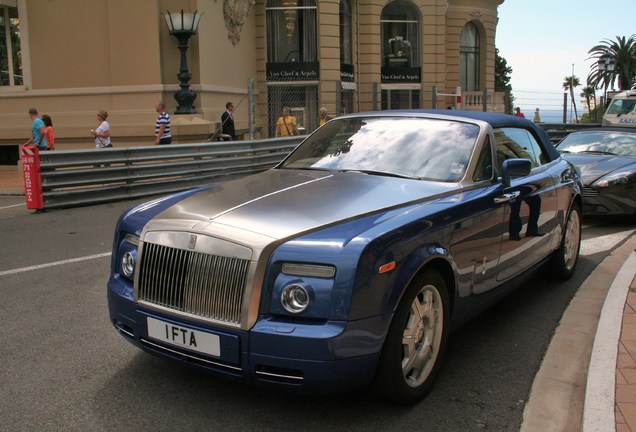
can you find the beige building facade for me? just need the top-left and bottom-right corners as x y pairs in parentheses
(0, 0), (504, 165)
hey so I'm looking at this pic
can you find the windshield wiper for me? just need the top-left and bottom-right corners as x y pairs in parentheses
(340, 169), (421, 180)
(279, 166), (333, 172)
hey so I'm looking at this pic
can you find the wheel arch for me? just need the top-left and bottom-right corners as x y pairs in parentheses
(395, 253), (457, 317)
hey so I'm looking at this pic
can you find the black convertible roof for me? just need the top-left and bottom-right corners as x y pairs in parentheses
(341, 109), (561, 162)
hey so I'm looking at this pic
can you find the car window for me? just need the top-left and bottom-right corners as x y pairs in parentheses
(472, 136), (493, 182)
(558, 131), (636, 157)
(494, 128), (546, 175)
(607, 99), (636, 115)
(280, 117), (481, 182)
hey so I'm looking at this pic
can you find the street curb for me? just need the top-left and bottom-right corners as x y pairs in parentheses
(521, 235), (636, 432)
(582, 250), (636, 431)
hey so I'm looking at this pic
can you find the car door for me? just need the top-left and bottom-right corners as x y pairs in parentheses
(448, 135), (508, 296)
(493, 127), (558, 281)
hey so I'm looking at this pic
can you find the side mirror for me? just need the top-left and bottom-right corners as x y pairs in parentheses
(501, 158), (532, 188)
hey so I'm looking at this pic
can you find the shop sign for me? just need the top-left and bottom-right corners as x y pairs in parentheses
(340, 64), (354, 82)
(267, 62), (320, 81)
(381, 67), (421, 83)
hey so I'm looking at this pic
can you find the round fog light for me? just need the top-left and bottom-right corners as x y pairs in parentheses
(121, 251), (135, 278)
(281, 284), (310, 314)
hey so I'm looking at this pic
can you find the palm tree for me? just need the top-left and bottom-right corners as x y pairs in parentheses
(587, 35), (636, 92)
(563, 75), (580, 123)
(580, 85), (596, 120)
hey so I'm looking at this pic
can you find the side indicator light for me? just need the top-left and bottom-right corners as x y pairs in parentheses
(379, 261), (396, 274)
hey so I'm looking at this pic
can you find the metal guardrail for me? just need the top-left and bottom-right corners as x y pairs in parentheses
(29, 123), (601, 210)
(37, 136), (304, 209)
(540, 123), (602, 145)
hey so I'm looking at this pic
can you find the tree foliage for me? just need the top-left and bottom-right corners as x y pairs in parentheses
(495, 48), (514, 114)
(580, 85), (597, 122)
(563, 75), (581, 123)
(587, 35), (636, 91)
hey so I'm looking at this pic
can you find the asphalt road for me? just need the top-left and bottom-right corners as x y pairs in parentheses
(0, 195), (633, 432)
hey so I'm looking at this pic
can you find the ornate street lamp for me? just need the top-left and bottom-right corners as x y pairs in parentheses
(597, 54), (616, 107)
(164, 9), (202, 114)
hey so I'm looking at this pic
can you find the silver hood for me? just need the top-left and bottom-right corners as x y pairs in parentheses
(143, 169), (455, 243)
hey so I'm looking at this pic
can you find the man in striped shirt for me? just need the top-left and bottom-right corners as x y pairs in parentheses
(154, 101), (172, 145)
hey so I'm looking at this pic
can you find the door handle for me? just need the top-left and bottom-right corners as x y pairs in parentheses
(494, 191), (521, 204)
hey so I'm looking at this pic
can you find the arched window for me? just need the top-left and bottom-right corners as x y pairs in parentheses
(460, 22), (480, 91)
(339, 0), (352, 65)
(381, 0), (420, 110)
(381, 0), (420, 68)
(266, 0), (317, 63)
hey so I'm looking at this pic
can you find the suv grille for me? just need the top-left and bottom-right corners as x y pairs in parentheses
(137, 242), (250, 325)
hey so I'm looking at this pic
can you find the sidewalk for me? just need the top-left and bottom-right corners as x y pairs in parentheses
(522, 234), (636, 432)
(587, 246), (636, 432)
(0, 165), (24, 195)
(612, 271), (636, 431)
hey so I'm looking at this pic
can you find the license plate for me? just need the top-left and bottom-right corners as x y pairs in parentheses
(147, 317), (221, 357)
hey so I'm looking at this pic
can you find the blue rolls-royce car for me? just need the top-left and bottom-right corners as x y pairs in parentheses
(108, 110), (582, 403)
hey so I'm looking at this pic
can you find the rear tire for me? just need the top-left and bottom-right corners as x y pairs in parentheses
(550, 203), (581, 280)
(375, 270), (449, 404)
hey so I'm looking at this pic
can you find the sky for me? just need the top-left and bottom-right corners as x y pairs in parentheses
(495, 0), (635, 121)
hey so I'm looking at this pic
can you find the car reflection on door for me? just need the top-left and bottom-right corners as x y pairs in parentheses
(497, 170), (557, 281)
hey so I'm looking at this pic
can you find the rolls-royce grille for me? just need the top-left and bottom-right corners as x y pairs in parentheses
(582, 187), (599, 198)
(137, 242), (250, 325)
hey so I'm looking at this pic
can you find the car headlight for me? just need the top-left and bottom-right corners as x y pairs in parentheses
(121, 251), (135, 278)
(270, 263), (337, 318)
(281, 284), (310, 313)
(594, 169), (636, 188)
(119, 233), (139, 281)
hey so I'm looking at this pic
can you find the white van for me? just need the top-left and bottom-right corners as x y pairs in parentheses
(602, 90), (636, 127)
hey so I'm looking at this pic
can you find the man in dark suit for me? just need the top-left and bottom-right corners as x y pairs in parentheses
(221, 101), (236, 140)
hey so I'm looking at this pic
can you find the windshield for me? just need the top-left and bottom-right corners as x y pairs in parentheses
(607, 99), (636, 115)
(279, 117), (481, 182)
(558, 131), (636, 157)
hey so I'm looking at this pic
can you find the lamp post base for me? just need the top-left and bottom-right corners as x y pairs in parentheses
(174, 88), (197, 114)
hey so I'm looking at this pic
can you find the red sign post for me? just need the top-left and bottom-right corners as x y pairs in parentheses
(21, 146), (43, 210)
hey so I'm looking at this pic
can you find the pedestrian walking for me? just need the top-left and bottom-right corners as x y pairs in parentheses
(42, 114), (55, 150)
(154, 101), (172, 145)
(23, 108), (48, 150)
(274, 106), (298, 137)
(319, 107), (332, 127)
(91, 110), (112, 148)
(221, 101), (236, 140)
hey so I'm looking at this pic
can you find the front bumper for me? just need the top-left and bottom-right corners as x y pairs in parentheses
(107, 277), (387, 394)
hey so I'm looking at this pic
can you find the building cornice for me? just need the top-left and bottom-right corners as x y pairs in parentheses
(0, 84), (248, 99)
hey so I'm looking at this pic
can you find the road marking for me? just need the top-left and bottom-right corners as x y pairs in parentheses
(0, 203), (25, 210)
(0, 230), (632, 277)
(580, 229), (636, 256)
(0, 252), (112, 277)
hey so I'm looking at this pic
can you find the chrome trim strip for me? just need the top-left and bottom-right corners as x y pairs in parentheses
(114, 324), (134, 338)
(141, 338), (242, 371)
(255, 370), (304, 381)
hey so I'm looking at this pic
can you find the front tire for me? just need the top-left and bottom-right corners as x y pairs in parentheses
(375, 270), (450, 404)
(550, 203), (581, 280)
